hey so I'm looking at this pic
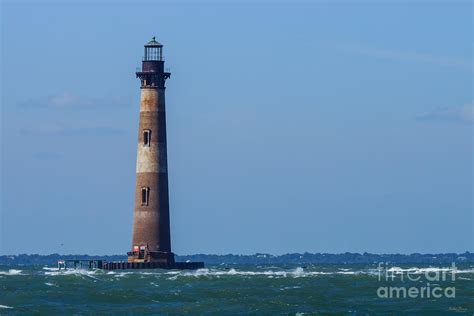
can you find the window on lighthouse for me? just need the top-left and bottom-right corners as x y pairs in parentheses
(143, 129), (151, 147)
(141, 187), (150, 206)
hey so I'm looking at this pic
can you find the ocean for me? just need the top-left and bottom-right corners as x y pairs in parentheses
(0, 263), (472, 314)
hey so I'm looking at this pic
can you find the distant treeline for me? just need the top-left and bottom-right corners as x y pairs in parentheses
(0, 252), (472, 266)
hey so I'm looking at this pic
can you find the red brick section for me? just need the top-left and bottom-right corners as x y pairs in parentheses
(129, 86), (173, 263)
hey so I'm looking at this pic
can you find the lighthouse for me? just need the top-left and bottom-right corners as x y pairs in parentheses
(63, 38), (203, 270)
(124, 37), (201, 269)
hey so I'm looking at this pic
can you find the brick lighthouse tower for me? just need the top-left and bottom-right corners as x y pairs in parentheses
(123, 37), (204, 271)
(127, 37), (173, 264)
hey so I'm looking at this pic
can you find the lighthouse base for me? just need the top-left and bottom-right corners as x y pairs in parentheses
(102, 261), (204, 270)
(121, 250), (203, 270)
(127, 250), (176, 264)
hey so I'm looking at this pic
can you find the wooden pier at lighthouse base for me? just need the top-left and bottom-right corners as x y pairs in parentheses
(102, 261), (204, 270)
(57, 259), (204, 271)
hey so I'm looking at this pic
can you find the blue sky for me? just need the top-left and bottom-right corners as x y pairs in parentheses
(1, 1), (472, 255)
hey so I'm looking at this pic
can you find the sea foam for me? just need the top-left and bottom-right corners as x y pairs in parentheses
(164, 267), (351, 279)
(44, 268), (101, 280)
(31, 265), (474, 280)
(0, 305), (13, 309)
(45, 282), (58, 287)
(0, 269), (23, 276)
(42, 267), (60, 271)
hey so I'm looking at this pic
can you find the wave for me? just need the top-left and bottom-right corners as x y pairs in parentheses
(0, 305), (13, 309)
(280, 286), (302, 291)
(43, 267), (60, 271)
(0, 269), (23, 276)
(165, 267), (362, 279)
(44, 269), (101, 280)
(46, 267), (350, 279)
(32, 266), (474, 279)
(164, 266), (474, 279)
(45, 282), (58, 287)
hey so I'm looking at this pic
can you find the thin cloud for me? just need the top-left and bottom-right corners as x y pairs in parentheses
(19, 126), (127, 137)
(346, 46), (472, 71)
(18, 91), (129, 109)
(417, 102), (473, 123)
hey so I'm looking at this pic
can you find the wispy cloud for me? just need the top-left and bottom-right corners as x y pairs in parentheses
(346, 46), (472, 71)
(18, 91), (129, 109)
(417, 102), (473, 123)
(19, 126), (128, 137)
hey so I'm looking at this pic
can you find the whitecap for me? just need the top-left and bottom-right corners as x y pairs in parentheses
(164, 267), (343, 279)
(114, 272), (130, 278)
(165, 271), (181, 275)
(44, 268), (101, 280)
(0, 305), (13, 309)
(43, 267), (59, 271)
(45, 282), (58, 287)
(0, 269), (23, 276)
(292, 267), (305, 277)
(280, 286), (302, 291)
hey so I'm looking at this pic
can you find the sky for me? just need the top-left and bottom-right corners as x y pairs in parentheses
(1, 0), (472, 255)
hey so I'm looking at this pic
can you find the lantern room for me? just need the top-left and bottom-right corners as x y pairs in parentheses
(144, 37), (163, 61)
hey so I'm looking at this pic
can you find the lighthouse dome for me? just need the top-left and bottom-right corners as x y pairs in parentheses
(145, 37), (162, 47)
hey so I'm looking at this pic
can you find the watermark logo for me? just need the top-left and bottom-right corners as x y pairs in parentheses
(376, 262), (456, 299)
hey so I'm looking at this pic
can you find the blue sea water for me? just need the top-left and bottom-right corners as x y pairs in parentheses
(0, 263), (472, 314)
